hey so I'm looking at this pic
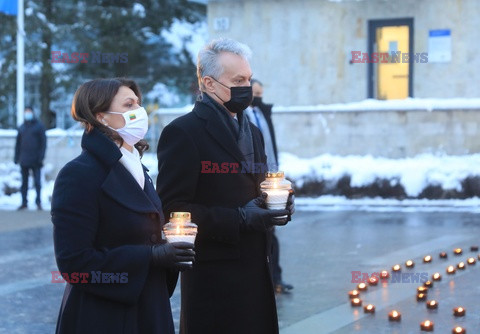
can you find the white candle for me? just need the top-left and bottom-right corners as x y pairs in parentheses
(165, 235), (196, 244)
(163, 212), (198, 264)
(260, 171), (292, 219)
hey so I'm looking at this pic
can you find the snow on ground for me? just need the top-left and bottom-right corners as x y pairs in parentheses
(280, 152), (480, 197)
(273, 97), (480, 113)
(1, 152), (480, 211)
(297, 196), (480, 213)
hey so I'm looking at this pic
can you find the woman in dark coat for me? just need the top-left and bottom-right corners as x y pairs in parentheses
(51, 78), (195, 334)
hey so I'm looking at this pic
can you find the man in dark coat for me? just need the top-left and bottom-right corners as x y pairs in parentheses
(14, 106), (46, 210)
(156, 38), (294, 334)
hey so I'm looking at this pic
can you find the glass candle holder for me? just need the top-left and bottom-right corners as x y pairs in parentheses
(163, 212), (198, 265)
(426, 300), (438, 309)
(364, 304), (375, 313)
(420, 320), (434, 331)
(260, 171), (292, 219)
(388, 310), (401, 321)
(453, 306), (465, 317)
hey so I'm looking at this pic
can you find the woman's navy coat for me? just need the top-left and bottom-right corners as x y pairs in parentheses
(51, 128), (177, 334)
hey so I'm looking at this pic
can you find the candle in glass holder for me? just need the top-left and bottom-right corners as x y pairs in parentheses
(417, 286), (428, 293)
(357, 282), (367, 291)
(392, 264), (401, 272)
(457, 262), (465, 270)
(368, 277), (378, 286)
(423, 255), (432, 263)
(163, 212), (198, 264)
(420, 320), (434, 331)
(348, 290), (360, 299)
(417, 293), (427, 301)
(405, 260), (415, 268)
(467, 257), (476, 265)
(447, 265), (456, 274)
(388, 310), (401, 321)
(454, 248), (463, 255)
(432, 272), (442, 281)
(351, 298), (362, 307)
(440, 252), (448, 259)
(260, 171), (292, 220)
(426, 300), (438, 309)
(452, 326), (466, 334)
(364, 304), (375, 313)
(453, 306), (466, 317)
(380, 270), (390, 279)
(424, 280), (433, 288)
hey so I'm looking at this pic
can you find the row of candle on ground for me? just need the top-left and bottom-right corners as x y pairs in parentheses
(351, 253), (479, 291)
(391, 251), (479, 272)
(351, 304), (467, 332)
(389, 313), (466, 333)
(351, 298), (465, 315)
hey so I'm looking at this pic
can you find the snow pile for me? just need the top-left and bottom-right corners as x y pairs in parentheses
(2, 152), (479, 210)
(0, 162), (55, 210)
(273, 98), (480, 113)
(280, 152), (480, 199)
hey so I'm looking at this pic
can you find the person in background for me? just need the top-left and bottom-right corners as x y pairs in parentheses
(14, 106), (47, 210)
(156, 38), (295, 334)
(51, 78), (195, 333)
(245, 79), (294, 294)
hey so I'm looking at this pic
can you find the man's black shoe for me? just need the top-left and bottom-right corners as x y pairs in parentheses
(17, 204), (28, 210)
(37, 203), (43, 211)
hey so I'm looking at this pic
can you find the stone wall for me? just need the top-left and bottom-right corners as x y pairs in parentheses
(1, 107), (478, 179)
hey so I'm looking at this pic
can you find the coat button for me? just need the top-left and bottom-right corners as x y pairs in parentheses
(150, 234), (158, 243)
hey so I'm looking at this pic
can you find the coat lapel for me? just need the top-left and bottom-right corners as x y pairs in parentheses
(142, 166), (163, 214)
(194, 102), (245, 164)
(102, 162), (158, 214)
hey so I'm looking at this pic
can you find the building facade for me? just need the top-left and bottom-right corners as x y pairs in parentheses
(207, 0), (479, 106)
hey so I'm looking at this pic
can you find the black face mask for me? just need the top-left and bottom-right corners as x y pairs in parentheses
(213, 78), (253, 113)
(251, 96), (263, 107)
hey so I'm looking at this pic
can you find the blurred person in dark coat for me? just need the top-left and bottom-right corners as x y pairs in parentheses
(245, 79), (294, 294)
(14, 106), (46, 210)
(156, 38), (295, 334)
(51, 78), (195, 334)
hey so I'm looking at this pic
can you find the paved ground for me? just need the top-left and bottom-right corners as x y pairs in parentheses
(0, 208), (479, 333)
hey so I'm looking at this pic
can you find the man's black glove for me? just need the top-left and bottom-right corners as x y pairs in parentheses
(286, 189), (295, 221)
(238, 194), (290, 232)
(151, 242), (195, 271)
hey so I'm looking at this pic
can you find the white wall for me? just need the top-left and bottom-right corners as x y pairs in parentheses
(207, 0), (480, 106)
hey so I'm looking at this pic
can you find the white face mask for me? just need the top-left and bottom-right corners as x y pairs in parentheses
(24, 112), (34, 121)
(107, 107), (149, 146)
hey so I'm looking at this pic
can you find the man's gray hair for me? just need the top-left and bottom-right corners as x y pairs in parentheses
(197, 38), (252, 91)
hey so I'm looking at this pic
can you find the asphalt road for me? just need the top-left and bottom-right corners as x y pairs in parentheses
(0, 209), (479, 333)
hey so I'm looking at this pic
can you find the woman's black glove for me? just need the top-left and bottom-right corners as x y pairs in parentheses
(238, 194), (290, 232)
(151, 242), (195, 271)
